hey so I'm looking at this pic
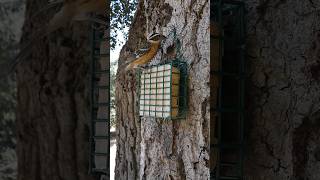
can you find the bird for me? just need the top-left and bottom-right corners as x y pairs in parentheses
(31, 0), (106, 42)
(125, 32), (166, 70)
(25, 0), (106, 45)
(30, 0), (106, 25)
(1, 0), (106, 78)
(42, 0), (106, 33)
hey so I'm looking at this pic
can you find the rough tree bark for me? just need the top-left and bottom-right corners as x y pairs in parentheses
(115, 0), (210, 179)
(16, 0), (98, 179)
(245, 0), (320, 179)
(0, 1), (25, 179)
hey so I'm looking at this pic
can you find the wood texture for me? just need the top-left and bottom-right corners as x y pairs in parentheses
(244, 0), (320, 179)
(16, 0), (97, 179)
(115, 0), (210, 179)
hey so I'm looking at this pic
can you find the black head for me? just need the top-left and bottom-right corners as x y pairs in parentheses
(147, 33), (166, 43)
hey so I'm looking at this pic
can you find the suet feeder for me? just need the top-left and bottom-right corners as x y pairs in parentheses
(210, 0), (246, 179)
(138, 60), (188, 120)
(89, 18), (109, 176)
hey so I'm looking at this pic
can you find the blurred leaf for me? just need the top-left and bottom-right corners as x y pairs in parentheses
(110, 0), (138, 49)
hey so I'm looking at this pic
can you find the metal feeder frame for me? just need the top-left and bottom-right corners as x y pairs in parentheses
(138, 59), (188, 120)
(211, 0), (246, 180)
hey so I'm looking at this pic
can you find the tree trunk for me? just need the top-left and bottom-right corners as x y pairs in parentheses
(16, 0), (96, 179)
(115, 0), (210, 179)
(0, 1), (25, 179)
(245, 0), (320, 179)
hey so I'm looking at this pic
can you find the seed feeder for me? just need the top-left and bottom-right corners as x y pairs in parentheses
(138, 60), (188, 120)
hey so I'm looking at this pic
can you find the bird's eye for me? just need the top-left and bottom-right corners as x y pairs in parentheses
(150, 37), (159, 41)
(148, 33), (160, 40)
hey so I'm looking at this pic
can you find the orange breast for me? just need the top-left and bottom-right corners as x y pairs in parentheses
(131, 43), (161, 65)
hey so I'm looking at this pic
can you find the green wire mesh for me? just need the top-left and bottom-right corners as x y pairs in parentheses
(211, 0), (246, 180)
(138, 59), (188, 120)
(89, 18), (109, 177)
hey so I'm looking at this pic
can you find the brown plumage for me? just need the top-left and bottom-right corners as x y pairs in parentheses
(164, 43), (177, 60)
(5, 0), (106, 75)
(125, 33), (166, 70)
(32, 0), (106, 44)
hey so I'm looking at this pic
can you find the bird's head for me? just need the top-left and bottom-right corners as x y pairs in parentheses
(147, 33), (166, 44)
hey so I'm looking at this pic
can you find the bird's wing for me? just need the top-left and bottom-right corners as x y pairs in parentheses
(134, 48), (150, 58)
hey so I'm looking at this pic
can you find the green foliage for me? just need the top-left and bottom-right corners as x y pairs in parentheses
(110, 0), (138, 49)
(110, 0), (137, 126)
(110, 61), (117, 127)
